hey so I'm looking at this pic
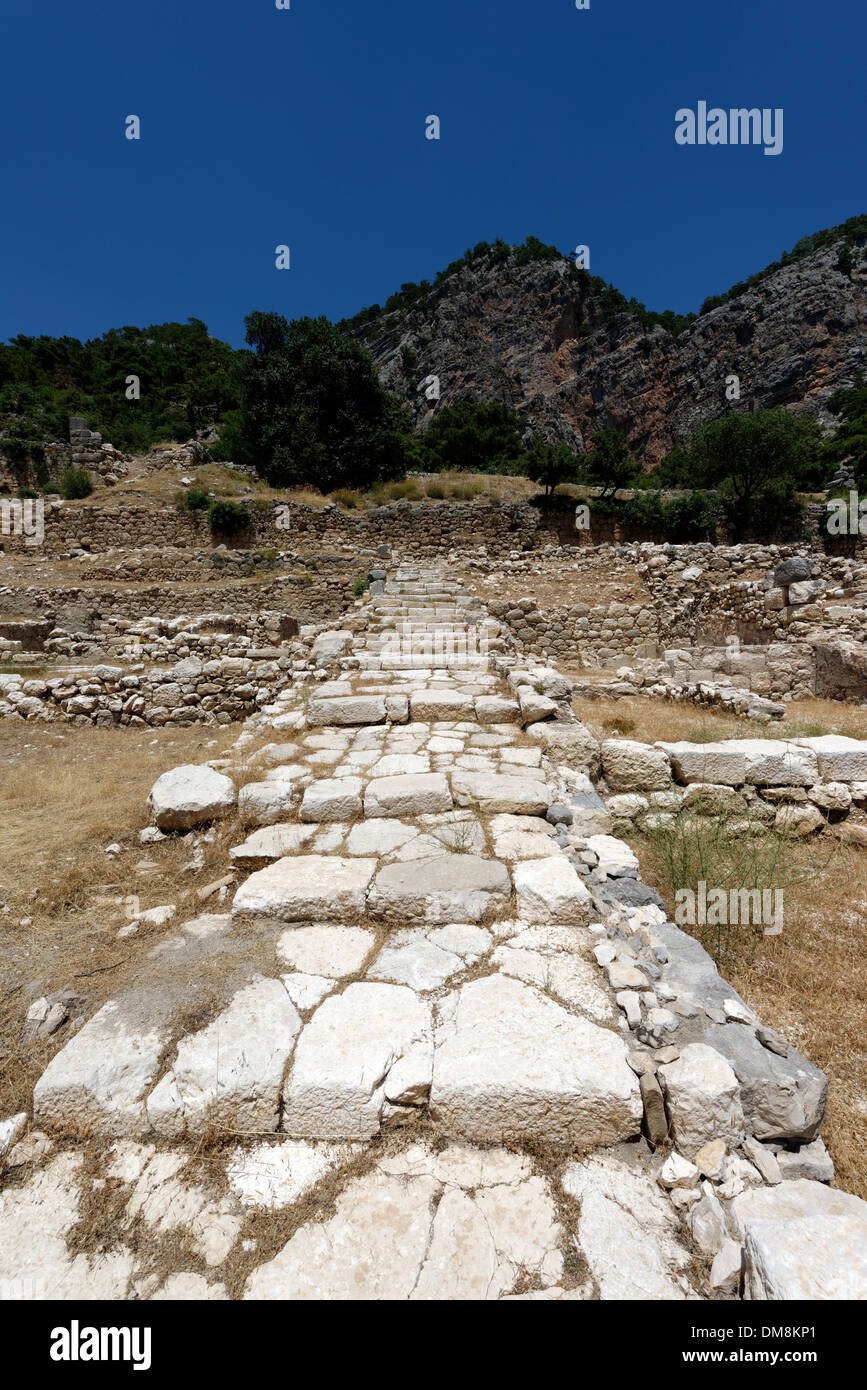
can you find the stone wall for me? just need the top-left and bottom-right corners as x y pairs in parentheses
(0, 658), (290, 727)
(598, 734), (867, 846)
(0, 499), (544, 556)
(0, 573), (349, 632)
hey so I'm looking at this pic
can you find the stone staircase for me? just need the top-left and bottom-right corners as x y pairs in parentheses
(1, 566), (865, 1302)
(355, 565), (489, 670)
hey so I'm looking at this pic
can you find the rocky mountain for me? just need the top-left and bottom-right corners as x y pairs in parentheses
(349, 221), (867, 467)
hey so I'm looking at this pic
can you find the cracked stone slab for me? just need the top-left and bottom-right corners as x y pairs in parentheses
(231, 855), (377, 924)
(243, 1169), (440, 1299)
(281, 972), (335, 1010)
(368, 854), (511, 924)
(562, 1155), (695, 1299)
(452, 771), (551, 815)
(430, 975), (642, 1147)
(364, 772), (453, 817)
(277, 925), (375, 977)
(367, 930), (466, 991)
(0, 1153), (134, 1300)
(146, 978), (302, 1138)
(118, 1146), (241, 1266)
(243, 1145), (566, 1300)
(33, 999), (171, 1139)
(730, 1180), (867, 1299)
(492, 935), (616, 1024)
(227, 1139), (363, 1208)
(229, 824), (317, 865)
(368, 753), (430, 777)
(282, 983), (433, 1139)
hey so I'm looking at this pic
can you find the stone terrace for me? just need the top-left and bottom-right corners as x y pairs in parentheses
(1, 566), (866, 1301)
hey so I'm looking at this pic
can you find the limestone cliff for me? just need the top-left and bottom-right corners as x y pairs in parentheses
(351, 226), (867, 467)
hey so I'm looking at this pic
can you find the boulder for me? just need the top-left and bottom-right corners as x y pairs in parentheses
(658, 1043), (744, 1157)
(512, 857), (592, 924)
(147, 765), (235, 830)
(773, 556), (812, 586)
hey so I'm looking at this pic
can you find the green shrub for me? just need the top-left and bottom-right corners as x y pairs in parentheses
(352, 574), (370, 597)
(386, 480), (421, 500)
(207, 498), (250, 537)
(638, 810), (823, 971)
(181, 487), (210, 511)
(664, 490), (717, 542)
(58, 466), (93, 499)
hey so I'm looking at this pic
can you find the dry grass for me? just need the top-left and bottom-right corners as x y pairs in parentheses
(0, 720), (240, 1118)
(474, 562), (651, 611)
(569, 692), (867, 745)
(633, 825), (867, 1200)
(101, 465), (546, 512)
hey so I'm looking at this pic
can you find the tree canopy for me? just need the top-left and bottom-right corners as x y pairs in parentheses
(226, 312), (411, 491)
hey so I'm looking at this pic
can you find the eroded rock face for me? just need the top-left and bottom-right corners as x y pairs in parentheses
(357, 238), (866, 465)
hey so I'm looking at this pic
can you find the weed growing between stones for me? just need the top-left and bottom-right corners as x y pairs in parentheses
(636, 809), (837, 971)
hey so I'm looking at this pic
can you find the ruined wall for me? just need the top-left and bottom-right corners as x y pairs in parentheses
(0, 499), (544, 556)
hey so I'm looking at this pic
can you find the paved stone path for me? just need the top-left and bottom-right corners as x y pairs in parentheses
(2, 566), (865, 1301)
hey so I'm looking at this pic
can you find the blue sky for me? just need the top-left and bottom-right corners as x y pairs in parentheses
(0, 0), (863, 347)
